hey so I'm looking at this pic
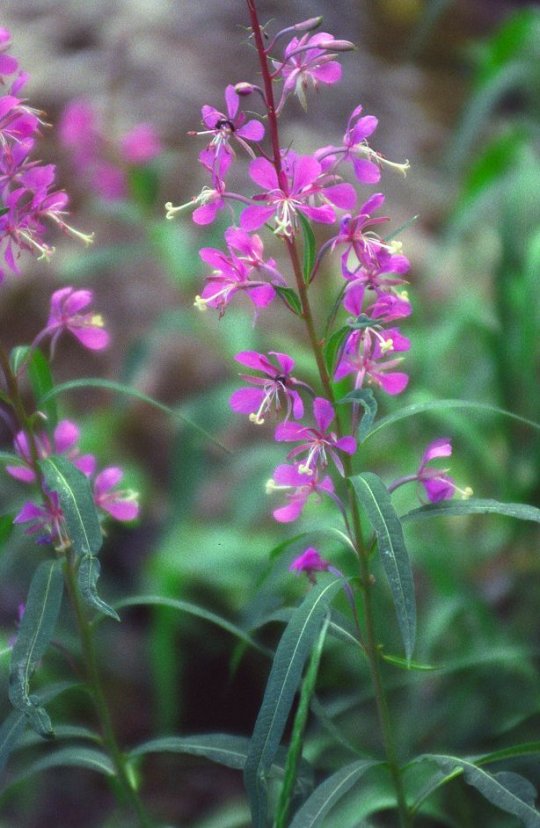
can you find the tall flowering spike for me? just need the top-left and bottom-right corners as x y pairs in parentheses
(229, 351), (305, 424)
(42, 286), (110, 352)
(266, 462), (334, 523)
(275, 397), (356, 477)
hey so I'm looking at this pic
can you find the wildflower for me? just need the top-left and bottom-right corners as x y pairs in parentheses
(40, 286), (110, 352)
(274, 32), (344, 111)
(193, 84), (264, 180)
(334, 327), (410, 395)
(195, 243), (276, 315)
(120, 123), (162, 165)
(388, 437), (473, 502)
(241, 153), (355, 238)
(275, 397), (356, 476)
(224, 226), (284, 283)
(93, 467), (139, 521)
(14, 491), (66, 546)
(230, 351), (305, 424)
(266, 462), (334, 522)
(6, 420), (96, 484)
(0, 29), (19, 78)
(289, 546), (330, 574)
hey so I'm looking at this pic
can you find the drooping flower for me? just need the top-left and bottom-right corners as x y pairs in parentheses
(266, 462), (334, 522)
(6, 420), (96, 484)
(388, 437), (473, 503)
(275, 397), (356, 476)
(41, 286), (110, 352)
(229, 351), (305, 424)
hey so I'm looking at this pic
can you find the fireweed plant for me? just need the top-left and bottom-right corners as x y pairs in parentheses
(0, 6), (540, 828)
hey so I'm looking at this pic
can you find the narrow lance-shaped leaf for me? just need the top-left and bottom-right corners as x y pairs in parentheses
(297, 211), (316, 284)
(420, 755), (540, 827)
(402, 498), (540, 525)
(9, 560), (64, 738)
(289, 758), (380, 828)
(78, 555), (120, 621)
(244, 575), (343, 828)
(40, 455), (102, 555)
(26, 347), (59, 429)
(350, 472), (416, 661)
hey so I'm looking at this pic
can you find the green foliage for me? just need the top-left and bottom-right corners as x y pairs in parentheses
(40, 456), (102, 556)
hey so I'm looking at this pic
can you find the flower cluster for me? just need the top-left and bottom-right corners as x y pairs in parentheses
(59, 99), (162, 201)
(0, 29), (94, 281)
(165, 14), (469, 564)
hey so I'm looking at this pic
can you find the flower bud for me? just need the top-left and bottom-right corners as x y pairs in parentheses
(293, 17), (323, 32)
(317, 39), (356, 51)
(234, 82), (255, 96)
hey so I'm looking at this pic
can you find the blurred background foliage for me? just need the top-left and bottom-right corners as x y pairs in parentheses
(0, 0), (539, 825)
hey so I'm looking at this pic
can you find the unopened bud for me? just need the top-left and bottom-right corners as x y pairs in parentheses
(317, 39), (356, 51)
(235, 82), (255, 96)
(293, 16), (323, 32)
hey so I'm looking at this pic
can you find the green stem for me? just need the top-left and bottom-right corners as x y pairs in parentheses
(64, 552), (154, 827)
(244, 6), (411, 825)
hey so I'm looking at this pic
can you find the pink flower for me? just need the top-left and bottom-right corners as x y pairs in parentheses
(388, 438), (473, 503)
(195, 242), (276, 315)
(334, 327), (410, 396)
(14, 491), (65, 545)
(241, 153), (355, 238)
(6, 420), (96, 484)
(229, 351), (305, 424)
(339, 105), (381, 183)
(275, 32), (343, 111)
(93, 467), (139, 521)
(194, 84), (264, 180)
(0, 29), (19, 78)
(42, 286), (110, 351)
(267, 463), (334, 523)
(289, 546), (329, 574)
(120, 123), (162, 165)
(275, 397), (356, 476)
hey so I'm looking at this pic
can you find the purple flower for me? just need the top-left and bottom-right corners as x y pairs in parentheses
(0, 28), (19, 78)
(241, 153), (355, 238)
(275, 397), (356, 477)
(120, 123), (162, 165)
(334, 327), (410, 396)
(267, 463), (334, 523)
(196, 242), (276, 315)
(229, 351), (305, 424)
(275, 32), (343, 111)
(14, 491), (65, 545)
(93, 467), (139, 521)
(329, 193), (389, 273)
(42, 286), (110, 352)
(6, 420), (96, 484)
(194, 84), (264, 180)
(289, 546), (329, 574)
(388, 438), (473, 503)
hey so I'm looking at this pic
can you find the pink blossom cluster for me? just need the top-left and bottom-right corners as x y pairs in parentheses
(165, 15), (469, 557)
(0, 29), (94, 282)
(8, 418), (138, 545)
(59, 99), (162, 201)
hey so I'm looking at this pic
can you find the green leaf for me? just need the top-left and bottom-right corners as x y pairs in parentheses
(78, 555), (120, 621)
(109, 594), (271, 657)
(276, 616), (330, 828)
(350, 472), (416, 661)
(26, 348), (58, 429)
(40, 455), (102, 555)
(0, 513), (14, 551)
(337, 388), (377, 442)
(0, 747), (115, 798)
(297, 212), (316, 284)
(244, 575), (343, 828)
(40, 378), (232, 455)
(363, 398), (540, 441)
(275, 285), (303, 316)
(402, 498), (540, 525)
(322, 326), (350, 376)
(420, 755), (540, 827)
(9, 560), (64, 738)
(289, 759), (380, 828)
(130, 734), (252, 769)
(380, 652), (438, 672)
